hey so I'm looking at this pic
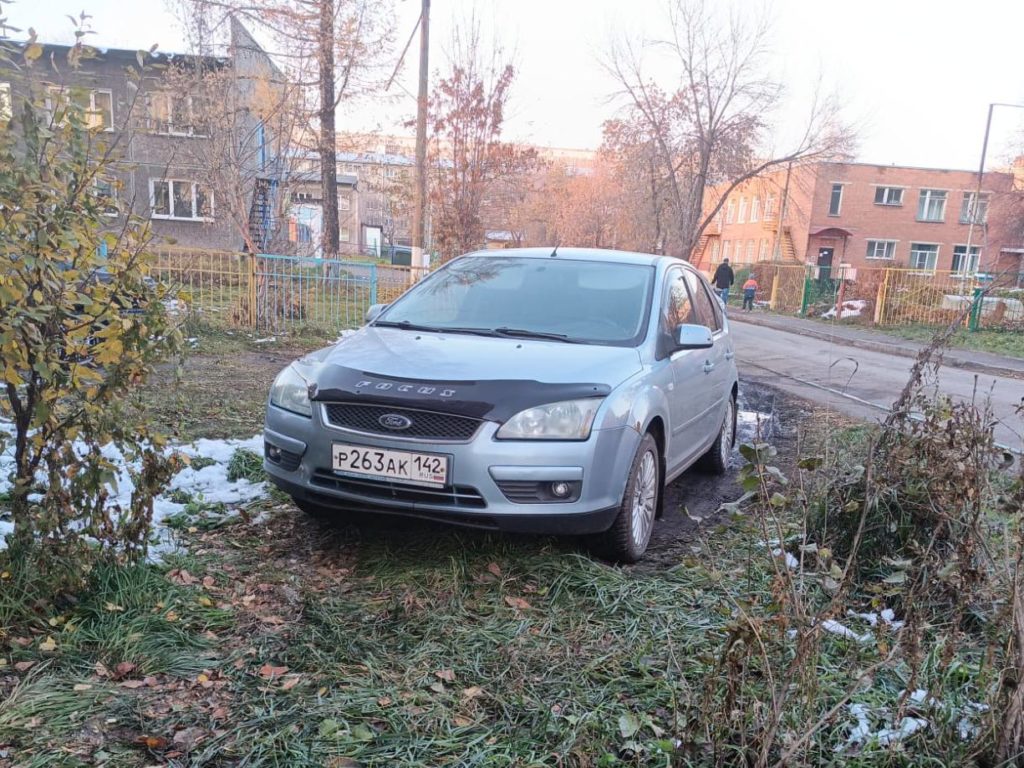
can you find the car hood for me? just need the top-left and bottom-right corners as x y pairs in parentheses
(304, 326), (644, 421)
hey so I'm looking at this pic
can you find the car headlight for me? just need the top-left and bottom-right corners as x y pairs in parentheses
(496, 398), (603, 440)
(269, 365), (312, 417)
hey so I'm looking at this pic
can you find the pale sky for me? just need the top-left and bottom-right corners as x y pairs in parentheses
(6, 0), (1024, 170)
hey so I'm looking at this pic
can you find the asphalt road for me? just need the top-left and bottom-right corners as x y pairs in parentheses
(732, 321), (1024, 452)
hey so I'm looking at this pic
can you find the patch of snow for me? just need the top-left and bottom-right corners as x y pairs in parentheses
(876, 717), (928, 746)
(821, 619), (873, 644)
(0, 422), (269, 558)
(254, 336), (276, 344)
(846, 703), (872, 745)
(822, 299), (869, 320)
(847, 608), (905, 632)
(771, 548), (799, 570)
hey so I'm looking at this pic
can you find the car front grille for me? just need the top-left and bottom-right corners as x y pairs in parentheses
(322, 403), (482, 441)
(311, 470), (487, 509)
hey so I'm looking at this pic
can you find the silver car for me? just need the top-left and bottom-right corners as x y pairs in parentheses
(263, 248), (738, 562)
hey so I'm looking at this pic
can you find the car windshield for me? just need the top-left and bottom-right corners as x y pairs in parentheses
(378, 256), (655, 346)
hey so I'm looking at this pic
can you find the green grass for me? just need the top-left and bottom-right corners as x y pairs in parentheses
(0, 506), (1004, 766)
(881, 324), (1024, 359)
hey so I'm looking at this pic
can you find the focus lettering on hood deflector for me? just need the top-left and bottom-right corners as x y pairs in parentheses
(309, 366), (610, 422)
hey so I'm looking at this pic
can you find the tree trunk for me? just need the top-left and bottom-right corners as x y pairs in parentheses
(318, 0), (339, 258)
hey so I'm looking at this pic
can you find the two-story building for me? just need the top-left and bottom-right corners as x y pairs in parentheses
(694, 162), (1023, 280)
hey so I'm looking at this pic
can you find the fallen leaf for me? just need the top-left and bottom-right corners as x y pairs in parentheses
(197, 596), (213, 608)
(452, 715), (473, 727)
(504, 596), (532, 611)
(487, 562), (502, 578)
(120, 679), (146, 689)
(95, 661), (111, 678)
(202, 576), (216, 588)
(618, 712), (640, 739)
(142, 676), (159, 687)
(377, 696), (392, 707)
(11, 637), (32, 648)
(14, 660), (35, 672)
(211, 707), (229, 720)
(38, 636), (57, 653)
(73, 683), (92, 691)
(281, 675), (301, 691)
(196, 673), (210, 685)
(133, 735), (169, 750)
(434, 669), (456, 682)
(260, 615), (286, 625)
(429, 681), (445, 694)
(168, 569), (196, 586)
(172, 726), (205, 750)
(462, 686), (484, 700)
(258, 663), (289, 679)
(113, 662), (137, 679)
(104, 602), (125, 612)
(325, 758), (363, 768)
(351, 724), (374, 742)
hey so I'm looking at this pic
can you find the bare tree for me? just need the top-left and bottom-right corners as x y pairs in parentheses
(606, 0), (854, 260)
(172, 0), (394, 257)
(429, 23), (529, 260)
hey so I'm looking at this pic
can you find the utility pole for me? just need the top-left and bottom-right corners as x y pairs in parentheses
(319, 0), (340, 259)
(965, 102), (1024, 275)
(411, 0), (430, 270)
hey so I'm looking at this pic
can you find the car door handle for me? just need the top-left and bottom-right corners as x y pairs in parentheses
(703, 361), (715, 374)
(725, 350), (735, 360)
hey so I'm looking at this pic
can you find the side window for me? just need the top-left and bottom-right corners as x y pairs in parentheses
(662, 268), (695, 331)
(683, 271), (720, 332)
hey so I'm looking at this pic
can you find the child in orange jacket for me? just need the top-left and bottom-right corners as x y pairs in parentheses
(742, 276), (758, 311)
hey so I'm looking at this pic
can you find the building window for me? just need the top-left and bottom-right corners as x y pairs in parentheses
(917, 189), (947, 222)
(48, 86), (113, 130)
(828, 184), (843, 216)
(710, 239), (720, 262)
(150, 179), (214, 221)
(340, 226), (351, 243)
(874, 186), (904, 206)
(750, 196), (760, 223)
(725, 199), (735, 224)
(865, 239), (897, 260)
(339, 192), (351, 211)
(746, 239), (755, 262)
(764, 195), (776, 219)
(959, 192), (989, 225)
(0, 81), (10, 123)
(759, 239), (768, 261)
(737, 197), (748, 224)
(722, 240), (731, 261)
(909, 243), (939, 271)
(952, 245), (980, 274)
(93, 177), (119, 217)
(147, 92), (208, 136)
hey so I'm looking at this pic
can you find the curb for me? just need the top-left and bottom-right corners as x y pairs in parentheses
(730, 313), (1024, 381)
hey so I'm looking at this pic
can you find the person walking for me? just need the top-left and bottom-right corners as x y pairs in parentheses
(742, 275), (759, 311)
(712, 259), (735, 308)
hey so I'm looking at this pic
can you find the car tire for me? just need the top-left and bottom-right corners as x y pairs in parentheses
(596, 433), (661, 563)
(697, 394), (736, 475)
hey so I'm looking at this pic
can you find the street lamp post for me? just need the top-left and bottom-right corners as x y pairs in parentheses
(966, 102), (1024, 276)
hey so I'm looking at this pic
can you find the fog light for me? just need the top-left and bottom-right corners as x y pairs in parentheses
(550, 481), (571, 498)
(266, 444), (282, 462)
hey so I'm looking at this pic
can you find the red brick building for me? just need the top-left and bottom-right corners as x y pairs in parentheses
(693, 161), (1023, 279)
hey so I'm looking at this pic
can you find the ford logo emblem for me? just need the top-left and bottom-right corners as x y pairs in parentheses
(379, 413), (413, 431)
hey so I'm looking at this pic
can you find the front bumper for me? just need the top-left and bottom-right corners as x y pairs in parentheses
(262, 403), (640, 535)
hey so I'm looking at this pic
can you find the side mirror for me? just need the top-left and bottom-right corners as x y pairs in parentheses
(365, 303), (388, 324)
(675, 323), (713, 350)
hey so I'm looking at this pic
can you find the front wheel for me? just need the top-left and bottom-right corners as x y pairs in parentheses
(698, 394), (736, 475)
(597, 433), (661, 563)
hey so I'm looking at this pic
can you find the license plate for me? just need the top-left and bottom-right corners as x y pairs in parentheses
(331, 442), (448, 487)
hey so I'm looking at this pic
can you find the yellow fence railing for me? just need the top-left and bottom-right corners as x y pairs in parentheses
(707, 261), (1024, 331)
(152, 247), (430, 332)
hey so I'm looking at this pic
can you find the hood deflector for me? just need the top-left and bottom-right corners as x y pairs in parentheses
(309, 366), (610, 422)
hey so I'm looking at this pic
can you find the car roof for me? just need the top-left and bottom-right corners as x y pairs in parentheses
(458, 247), (676, 268)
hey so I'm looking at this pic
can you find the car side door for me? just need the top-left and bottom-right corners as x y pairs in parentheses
(682, 268), (732, 441)
(659, 266), (717, 475)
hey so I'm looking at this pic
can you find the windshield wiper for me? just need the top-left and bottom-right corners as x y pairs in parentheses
(491, 327), (582, 343)
(374, 320), (496, 337)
